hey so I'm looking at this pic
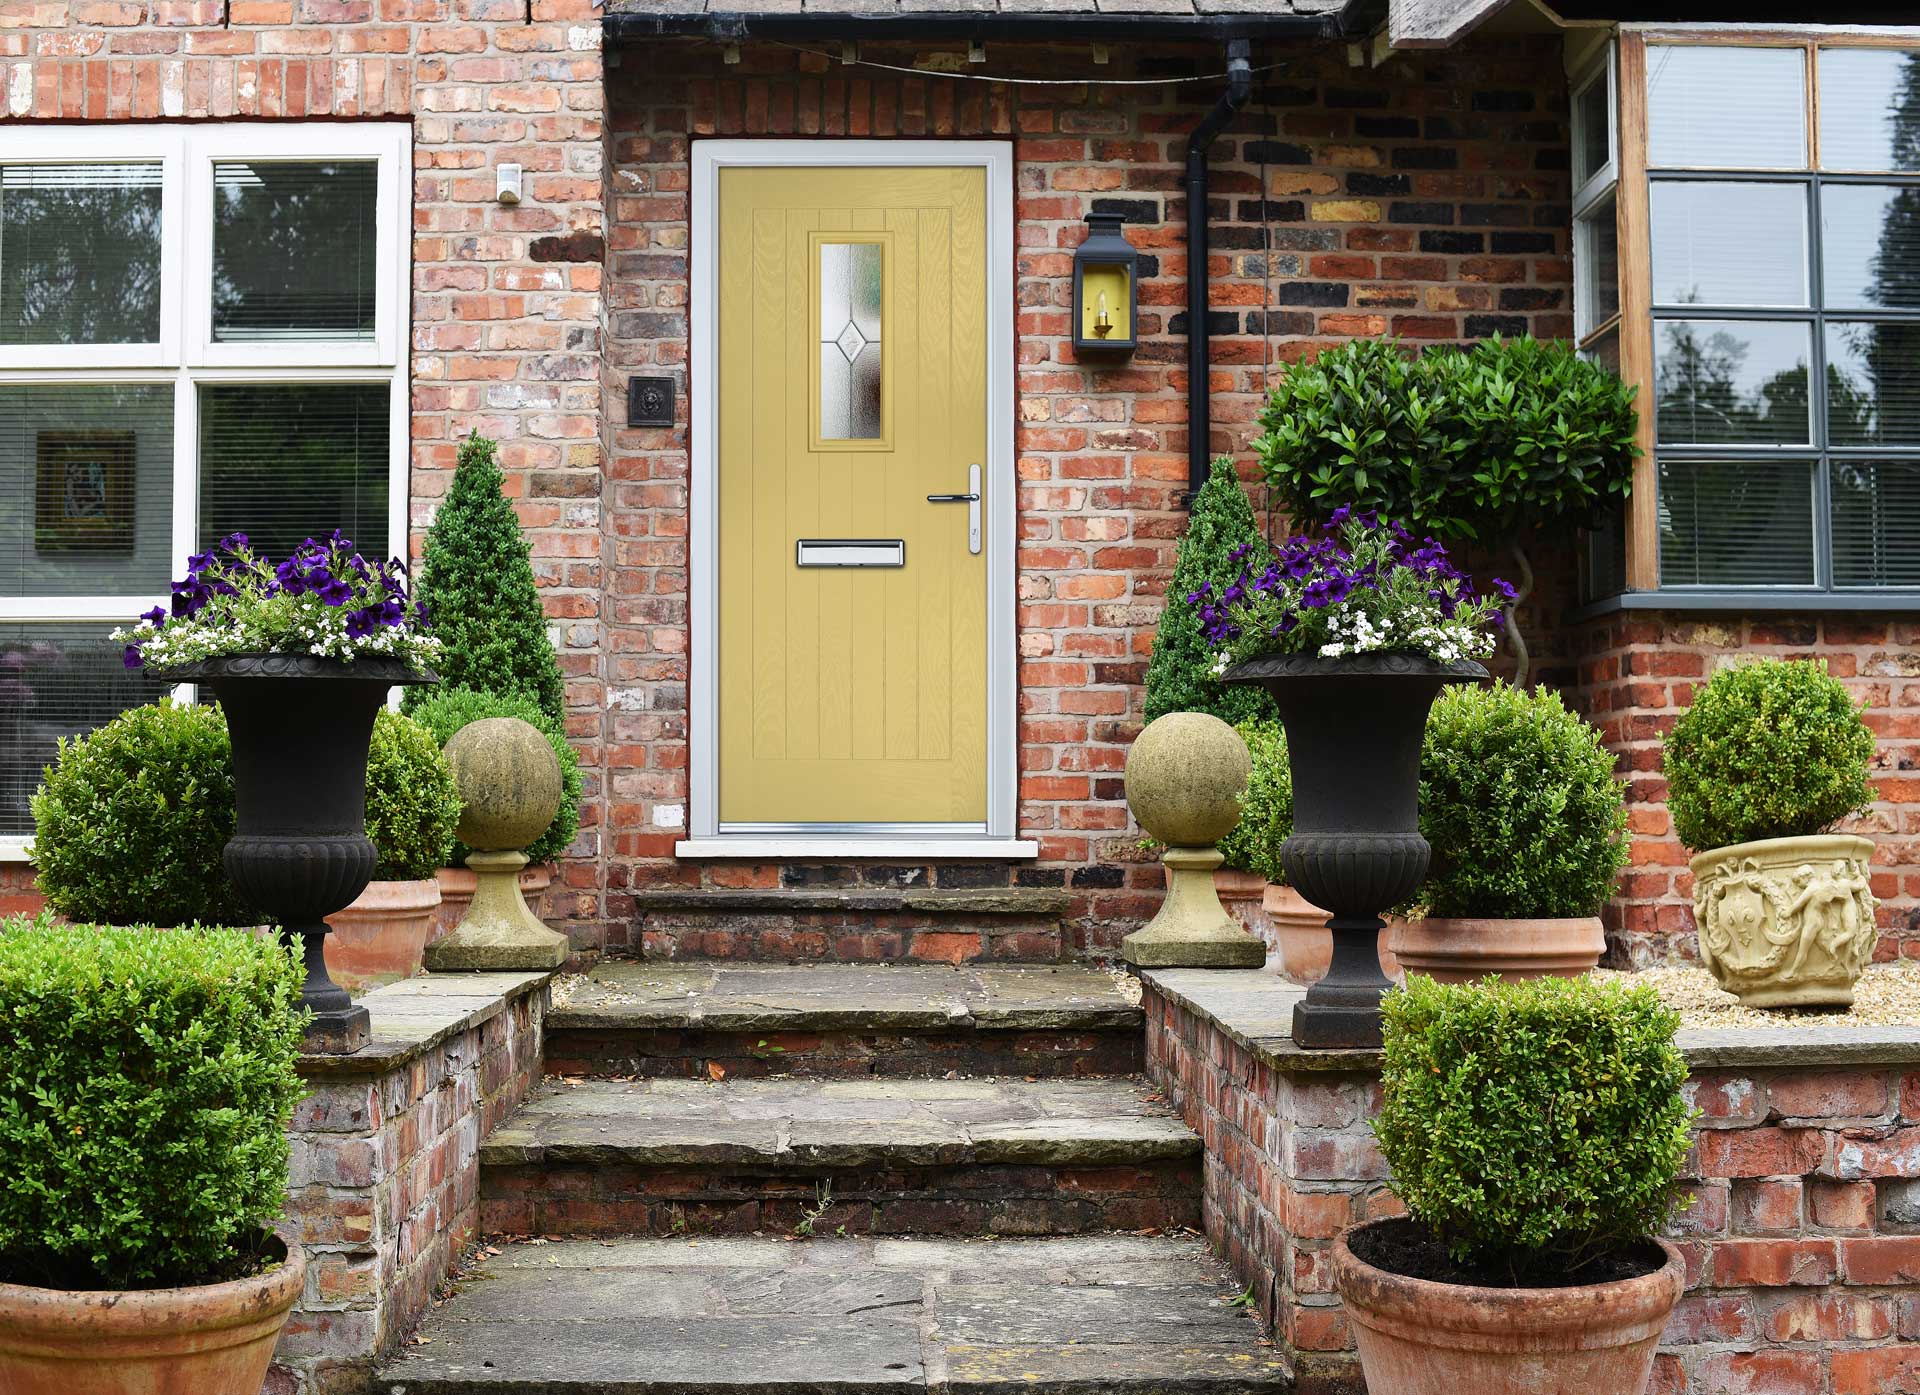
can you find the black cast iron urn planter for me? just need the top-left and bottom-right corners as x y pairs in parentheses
(170, 653), (436, 1053)
(1225, 652), (1487, 1049)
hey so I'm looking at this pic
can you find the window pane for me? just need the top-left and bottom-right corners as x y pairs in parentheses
(1574, 69), (1611, 187)
(1819, 183), (1920, 310)
(1818, 48), (1920, 172)
(1579, 198), (1619, 330)
(212, 161), (377, 343)
(1827, 320), (1920, 447)
(0, 163), (162, 346)
(1651, 181), (1808, 307)
(197, 384), (389, 561)
(1647, 45), (1807, 170)
(819, 241), (883, 441)
(0, 384), (174, 597)
(0, 623), (171, 837)
(1832, 460), (1920, 587)
(1655, 319), (1812, 444)
(1582, 325), (1621, 375)
(1658, 458), (1815, 587)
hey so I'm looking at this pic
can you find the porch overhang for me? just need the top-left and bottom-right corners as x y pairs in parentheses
(602, 0), (1372, 44)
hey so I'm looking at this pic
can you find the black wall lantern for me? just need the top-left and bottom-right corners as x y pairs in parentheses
(1072, 212), (1138, 355)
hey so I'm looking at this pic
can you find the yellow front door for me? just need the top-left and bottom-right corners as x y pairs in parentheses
(717, 164), (989, 826)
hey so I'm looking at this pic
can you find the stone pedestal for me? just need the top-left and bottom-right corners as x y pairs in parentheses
(424, 851), (567, 970)
(1125, 846), (1266, 967)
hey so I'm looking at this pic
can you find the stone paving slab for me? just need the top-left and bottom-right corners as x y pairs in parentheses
(549, 963), (1141, 1034)
(482, 1077), (1197, 1170)
(379, 1234), (1291, 1394)
(298, 969), (552, 1079)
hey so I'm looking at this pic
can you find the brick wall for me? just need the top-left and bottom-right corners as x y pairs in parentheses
(1576, 613), (1920, 969)
(1146, 977), (1920, 1395)
(273, 972), (547, 1395)
(598, 33), (1575, 958)
(0, 0), (612, 950)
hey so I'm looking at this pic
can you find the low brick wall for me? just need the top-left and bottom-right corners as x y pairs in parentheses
(271, 971), (549, 1395)
(1143, 969), (1920, 1395)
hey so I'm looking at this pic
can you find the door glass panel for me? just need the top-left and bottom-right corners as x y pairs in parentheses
(1658, 458), (1815, 586)
(197, 383), (389, 559)
(819, 241), (883, 441)
(0, 162), (163, 345)
(1655, 319), (1812, 444)
(1820, 184), (1920, 310)
(1818, 48), (1920, 172)
(212, 161), (377, 342)
(1827, 320), (1920, 446)
(1833, 461), (1920, 587)
(1647, 45), (1806, 170)
(0, 384), (174, 596)
(1651, 181), (1808, 307)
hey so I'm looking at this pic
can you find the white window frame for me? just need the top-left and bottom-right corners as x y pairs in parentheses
(0, 121), (412, 861)
(1571, 43), (1620, 344)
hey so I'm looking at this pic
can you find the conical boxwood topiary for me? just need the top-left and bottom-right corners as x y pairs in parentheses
(1143, 456), (1277, 727)
(404, 434), (566, 727)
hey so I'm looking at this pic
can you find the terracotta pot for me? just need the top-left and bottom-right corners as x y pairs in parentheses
(1389, 916), (1606, 983)
(323, 877), (444, 992)
(1691, 833), (1877, 1007)
(0, 1235), (305, 1395)
(1332, 1221), (1684, 1395)
(1262, 884), (1400, 986)
(433, 860), (554, 940)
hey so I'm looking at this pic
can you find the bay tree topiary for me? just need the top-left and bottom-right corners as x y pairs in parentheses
(1143, 455), (1278, 727)
(0, 918), (307, 1289)
(1419, 682), (1628, 918)
(408, 686), (582, 866)
(1663, 658), (1876, 852)
(1255, 335), (1639, 685)
(1218, 718), (1291, 883)
(364, 709), (461, 882)
(1372, 973), (1694, 1284)
(404, 434), (566, 727)
(29, 702), (253, 928)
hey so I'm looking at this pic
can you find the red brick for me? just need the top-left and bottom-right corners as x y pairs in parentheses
(1696, 1350), (1823, 1395)
(1770, 1069), (1891, 1119)
(1844, 1236), (1920, 1285)
(1712, 1238), (1839, 1287)
(1834, 1347), (1920, 1395)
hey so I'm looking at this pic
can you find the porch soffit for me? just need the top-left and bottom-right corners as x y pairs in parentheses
(602, 0), (1357, 43)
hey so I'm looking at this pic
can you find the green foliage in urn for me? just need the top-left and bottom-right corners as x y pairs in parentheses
(404, 434), (567, 727)
(1218, 718), (1291, 884)
(29, 702), (252, 928)
(1663, 658), (1876, 852)
(0, 918), (307, 1289)
(365, 709), (461, 881)
(1143, 456), (1277, 727)
(409, 686), (581, 865)
(1374, 974), (1694, 1283)
(1418, 682), (1628, 918)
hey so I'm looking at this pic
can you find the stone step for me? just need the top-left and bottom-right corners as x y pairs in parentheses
(481, 1076), (1200, 1237)
(545, 963), (1145, 1079)
(379, 1233), (1293, 1394)
(626, 887), (1074, 964)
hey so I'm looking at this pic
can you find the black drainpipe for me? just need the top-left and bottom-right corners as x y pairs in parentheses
(1184, 38), (1252, 505)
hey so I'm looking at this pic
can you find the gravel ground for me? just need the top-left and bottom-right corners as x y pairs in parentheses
(1593, 960), (1920, 1030)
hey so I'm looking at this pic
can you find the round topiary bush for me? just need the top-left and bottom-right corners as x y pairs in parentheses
(365, 709), (461, 882)
(1663, 658), (1876, 852)
(0, 918), (307, 1289)
(1419, 682), (1628, 918)
(1218, 718), (1291, 883)
(28, 702), (253, 927)
(407, 686), (581, 865)
(1372, 973), (1694, 1283)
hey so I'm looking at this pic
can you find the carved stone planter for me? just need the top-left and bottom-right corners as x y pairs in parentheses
(1691, 833), (1877, 1008)
(169, 653), (435, 1052)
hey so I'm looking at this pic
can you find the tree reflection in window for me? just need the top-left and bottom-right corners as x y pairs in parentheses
(211, 161), (376, 342)
(0, 164), (163, 346)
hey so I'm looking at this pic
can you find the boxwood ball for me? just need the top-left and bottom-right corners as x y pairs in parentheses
(1126, 711), (1251, 847)
(444, 716), (563, 853)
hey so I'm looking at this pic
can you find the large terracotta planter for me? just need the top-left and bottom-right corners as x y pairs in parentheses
(324, 877), (443, 991)
(1226, 653), (1485, 1048)
(1333, 1221), (1684, 1395)
(1390, 916), (1605, 983)
(1263, 884), (1400, 985)
(432, 860), (554, 940)
(1691, 833), (1878, 1007)
(0, 1235), (304, 1395)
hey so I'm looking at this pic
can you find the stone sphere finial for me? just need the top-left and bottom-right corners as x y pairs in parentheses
(1125, 712), (1250, 848)
(444, 717), (562, 853)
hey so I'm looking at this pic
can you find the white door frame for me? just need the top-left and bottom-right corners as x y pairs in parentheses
(677, 139), (1031, 860)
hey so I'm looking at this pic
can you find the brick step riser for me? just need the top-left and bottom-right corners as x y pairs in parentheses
(638, 915), (1067, 965)
(543, 1026), (1145, 1079)
(481, 1159), (1200, 1238)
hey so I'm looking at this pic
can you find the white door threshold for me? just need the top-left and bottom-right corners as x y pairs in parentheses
(674, 837), (1040, 861)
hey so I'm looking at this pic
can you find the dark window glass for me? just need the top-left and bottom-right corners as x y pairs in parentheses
(1655, 319), (1812, 446)
(0, 163), (162, 345)
(211, 161), (377, 342)
(1832, 460), (1920, 587)
(1820, 183), (1920, 310)
(1826, 320), (1920, 447)
(1657, 458), (1815, 587)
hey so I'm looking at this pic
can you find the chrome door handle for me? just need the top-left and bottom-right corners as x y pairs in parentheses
(925, 464), (982, 554)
